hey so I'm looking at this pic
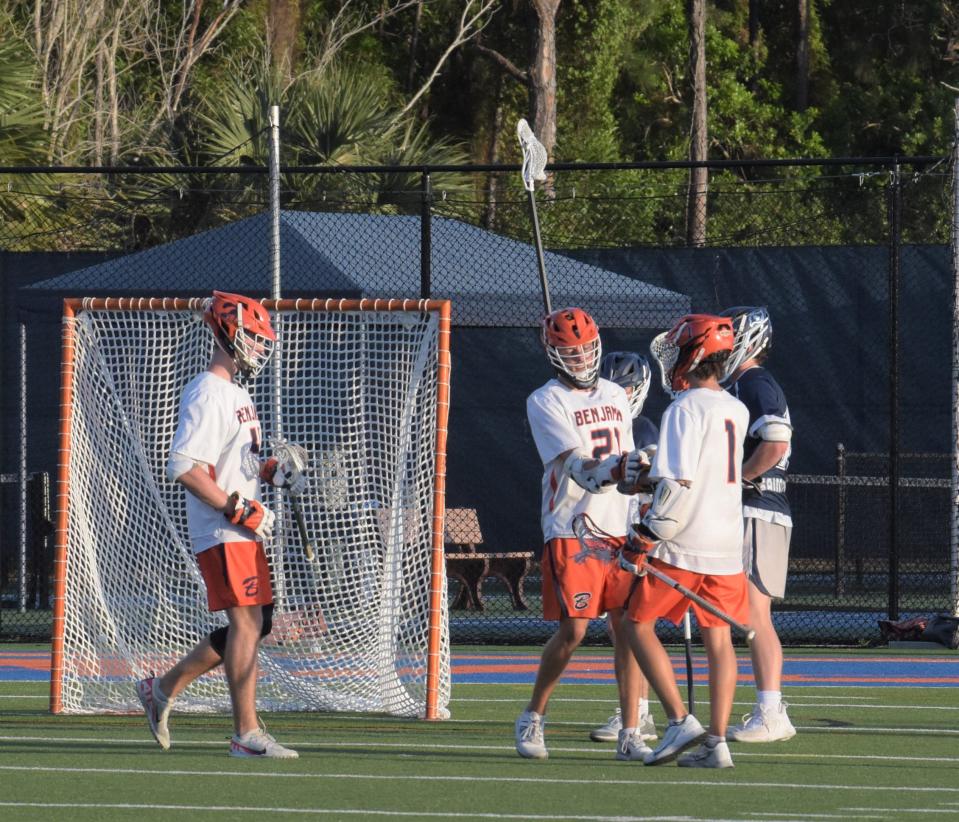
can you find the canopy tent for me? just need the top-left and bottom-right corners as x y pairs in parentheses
(27, 211), (689, 328)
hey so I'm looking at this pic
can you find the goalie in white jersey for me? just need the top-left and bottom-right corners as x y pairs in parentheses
(515, 307), (649, 761)
(136, 291), (305, 760)
(621, 314), (750, 769)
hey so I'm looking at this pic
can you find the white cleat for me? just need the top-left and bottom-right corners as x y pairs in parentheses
(515, 710), (548, 759)
(616, 728), (653, 761)
(229, 727), (299, 759)
(678, 740), (734, 769)
(590, 708), (657, 742)
(728, 702), (796, 743)
(643, 714), (707, 765)
(590, 710), (622, 742)
(136, 677), (172, 751)
(639, 712), (658, 742)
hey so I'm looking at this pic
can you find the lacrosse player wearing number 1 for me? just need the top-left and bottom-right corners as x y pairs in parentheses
(589, 351), (659, 747)
(619, 314), (750, 769)
(136, 291), (304, 759)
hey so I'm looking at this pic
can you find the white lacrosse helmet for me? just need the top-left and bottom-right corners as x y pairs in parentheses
(541, 307), (602, 390)
(720, 306), (772, 382)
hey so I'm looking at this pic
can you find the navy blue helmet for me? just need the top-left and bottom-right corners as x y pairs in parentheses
(600, 351), (651, 418)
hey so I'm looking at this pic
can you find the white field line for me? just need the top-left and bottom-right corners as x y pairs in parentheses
(844, 809), (959, 816)
(0, 802), (759, 822)
(1, 765), (959, 796)
(746, 815), (886, 820)
(3, 739), (959, 765)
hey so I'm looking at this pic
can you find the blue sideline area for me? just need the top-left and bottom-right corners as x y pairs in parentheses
(3, 648), (957, 687)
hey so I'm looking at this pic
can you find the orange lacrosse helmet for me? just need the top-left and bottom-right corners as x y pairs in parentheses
(204, 291), (276, 378)
(541, 306), (602, 389)
(650, 314), (733, 396)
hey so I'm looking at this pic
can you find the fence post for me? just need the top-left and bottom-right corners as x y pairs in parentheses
(18, 320), (28, 613)
(888, 161), (902, 621)
(951, 98), (959, 618)
(835, 442), (845, 596)
(421, 170), (432, 299)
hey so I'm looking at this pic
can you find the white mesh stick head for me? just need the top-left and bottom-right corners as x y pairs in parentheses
(517, 119), (547, 192)
(649, 330), (680, 398)
(269, 437), (309, 473)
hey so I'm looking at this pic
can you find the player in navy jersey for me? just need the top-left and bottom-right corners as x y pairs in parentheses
(589, 352), (659, 747)
(720, 307), (796, 743)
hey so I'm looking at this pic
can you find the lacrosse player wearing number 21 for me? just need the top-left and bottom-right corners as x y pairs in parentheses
(516, 307), (646, 761)
(136, 291), (304, 759)
(620, 314), (750, 769)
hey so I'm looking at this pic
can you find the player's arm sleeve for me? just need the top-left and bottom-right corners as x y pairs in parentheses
(167, 388), (230, 481)
(527, 392), (580, 466)
(648, 405), (698, 484)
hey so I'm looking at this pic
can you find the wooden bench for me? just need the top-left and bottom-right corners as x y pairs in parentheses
(444, 508), (534, 611)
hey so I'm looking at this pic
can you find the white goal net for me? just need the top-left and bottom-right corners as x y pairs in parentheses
(52, 297), (451, 718)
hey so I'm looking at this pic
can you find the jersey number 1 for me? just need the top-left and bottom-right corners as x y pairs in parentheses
(724, 419), (736, 484)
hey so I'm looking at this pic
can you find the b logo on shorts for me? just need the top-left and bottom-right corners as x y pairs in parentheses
(573, 592), (591, 610)
(243, 575), (259, 597)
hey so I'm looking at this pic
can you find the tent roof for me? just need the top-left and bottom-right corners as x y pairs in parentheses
(28, 210), (689, 327)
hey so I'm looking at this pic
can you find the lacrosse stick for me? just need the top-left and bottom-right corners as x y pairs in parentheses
(571, 513), (756, 644)
(269, 438), (316, 561)
(517, 118), (551, 313)
(683, 609), (695, 714)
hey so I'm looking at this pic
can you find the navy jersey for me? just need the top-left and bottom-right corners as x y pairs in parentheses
(633, 415), (659, 450)
(728, 366), (792, 526)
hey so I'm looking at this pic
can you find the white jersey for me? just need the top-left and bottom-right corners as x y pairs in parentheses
(527, 378), (634, 540)
(170, 371), (264, 554)
(649, 386), (750, 574)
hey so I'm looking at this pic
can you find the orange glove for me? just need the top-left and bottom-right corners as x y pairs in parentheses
(224, 492), (275, 540)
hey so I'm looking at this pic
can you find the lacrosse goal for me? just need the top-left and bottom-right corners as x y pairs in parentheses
(51, 297), (451, 719)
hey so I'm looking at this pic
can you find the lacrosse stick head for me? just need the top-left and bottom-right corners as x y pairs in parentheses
(269, 438), (309, 474)
(517, 119), (547, 192)
(650, 315), (733, 397)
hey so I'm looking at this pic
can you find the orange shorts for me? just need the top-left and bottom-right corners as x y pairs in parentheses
(196, 541), (274, 612)
(625, 558), (749, 629)
(541, 536), (634, 620)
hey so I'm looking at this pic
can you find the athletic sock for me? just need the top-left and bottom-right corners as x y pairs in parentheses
(154, 680), (169, 704)
(705, 734), (725, 748)
(622, 727), (637, 736)
(639, 698), (649, 716)
(757, 690), (781, 709)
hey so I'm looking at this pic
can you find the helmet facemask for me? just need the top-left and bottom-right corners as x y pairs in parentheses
(720, 306), (772, 382)
(541, 307), (602, 390)
(205, 291), (277, 379)
(600, 351), (652, 418)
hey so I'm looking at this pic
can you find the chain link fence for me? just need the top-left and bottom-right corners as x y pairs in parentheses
(1, 158), (955, 644)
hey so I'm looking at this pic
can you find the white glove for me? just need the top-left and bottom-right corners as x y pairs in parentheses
(260, 453), (307, 496)
(225, 492), (276, 540)
(617, 445), (656, 494)
(621, 448), (652, 485)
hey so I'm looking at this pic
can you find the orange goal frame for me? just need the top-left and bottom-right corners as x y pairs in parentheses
(50, 296), (452, 719)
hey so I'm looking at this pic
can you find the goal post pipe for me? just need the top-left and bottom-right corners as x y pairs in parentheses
(425, 299), (452, 720)
(50, 299), (79, 714)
